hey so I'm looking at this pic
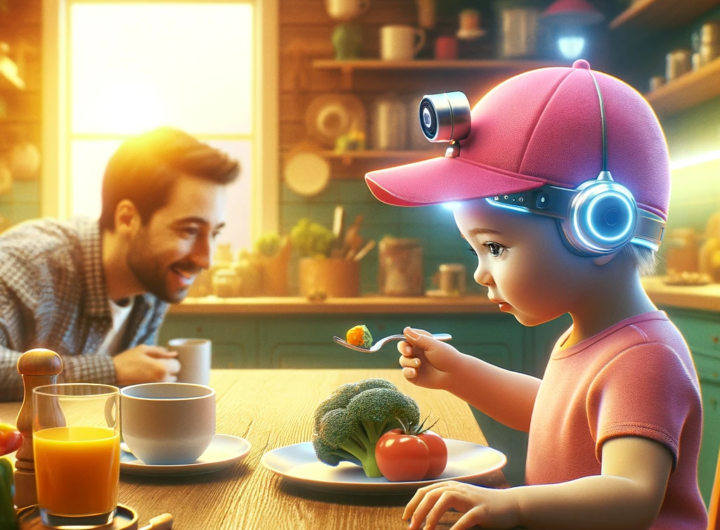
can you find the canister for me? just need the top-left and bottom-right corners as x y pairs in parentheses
(439, 263), (467, 296)
(212, 269), (241, 298)
(666, 49), (692, 81)
(373, 95), (408, 150)
(378, 237), (424, 296)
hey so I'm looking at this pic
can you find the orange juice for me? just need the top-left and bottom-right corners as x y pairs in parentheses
(34, 426), (120, 517)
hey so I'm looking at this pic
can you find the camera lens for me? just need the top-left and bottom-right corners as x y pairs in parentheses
(419, 101), (438, 139)
(418, 92), (471, 143)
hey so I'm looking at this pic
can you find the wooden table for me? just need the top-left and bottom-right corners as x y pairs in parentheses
(0, 369), (509, 530)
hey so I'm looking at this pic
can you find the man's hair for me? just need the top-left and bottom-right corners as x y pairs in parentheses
(622, 244), (657, 276)
(99, 127), (240, 231)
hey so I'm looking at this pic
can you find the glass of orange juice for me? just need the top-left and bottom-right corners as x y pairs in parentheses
(32, 384), (120, 528)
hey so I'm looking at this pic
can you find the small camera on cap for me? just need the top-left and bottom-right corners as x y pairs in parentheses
(419, 92), (472, 143)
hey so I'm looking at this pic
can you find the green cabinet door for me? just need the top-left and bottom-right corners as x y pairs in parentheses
(663, 307), (720, 506)
(157, 315), (257, 368)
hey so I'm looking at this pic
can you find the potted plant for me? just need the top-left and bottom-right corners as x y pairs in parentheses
(290, 218), (360, 298)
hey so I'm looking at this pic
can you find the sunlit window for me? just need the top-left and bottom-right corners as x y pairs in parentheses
(44, 0), (278, 250)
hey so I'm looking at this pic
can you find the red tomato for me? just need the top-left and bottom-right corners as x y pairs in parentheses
(418, 430), (448, 479)
(0, 423), (22, 456)
(375, 428), (447, 481)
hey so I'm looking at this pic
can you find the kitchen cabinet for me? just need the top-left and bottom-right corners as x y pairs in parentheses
(663, 307), (720, 507)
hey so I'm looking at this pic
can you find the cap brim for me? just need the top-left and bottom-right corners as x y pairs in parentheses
(365, 156), (548, 207)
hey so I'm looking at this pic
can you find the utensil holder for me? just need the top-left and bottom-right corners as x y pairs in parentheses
(299, 257), (360, 298)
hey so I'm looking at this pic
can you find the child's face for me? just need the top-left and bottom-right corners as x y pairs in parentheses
(454, 199), (598, 326)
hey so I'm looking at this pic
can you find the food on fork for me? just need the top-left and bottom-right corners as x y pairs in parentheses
(312, 379), (420, 477)
(346, 325), (373, 348)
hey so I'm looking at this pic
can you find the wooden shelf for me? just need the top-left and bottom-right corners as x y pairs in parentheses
(170, 295), (496, 315)
(313, 59), (559, 71)
(321, 149), (442, 165)
(646, 56), (720, 117)
(312, 59), (561, 89)
(610, 0), (720, 30)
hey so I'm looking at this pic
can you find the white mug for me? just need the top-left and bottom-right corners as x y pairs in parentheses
(169, 338), (212, 386)
(121, 383), (216, 465)
(380, 25), (426, 61)
(325, 0), (370, 22)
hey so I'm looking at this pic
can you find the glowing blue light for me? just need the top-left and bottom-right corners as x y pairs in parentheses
(572, 204), (603, 252)
(630, 237), (659, 251)
(586, 193), (634, 242)
(558, 37), (585, 59)
(484, 198), (531, 214)
(442, 202), (462, 211)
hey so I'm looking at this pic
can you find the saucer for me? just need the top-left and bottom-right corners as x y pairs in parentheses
(17, 504), (138, 530)
(120, 434), (251, 476)
(456, 28), (487, 40)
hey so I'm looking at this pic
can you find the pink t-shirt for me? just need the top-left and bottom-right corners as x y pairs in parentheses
(526, 311), (707, 529)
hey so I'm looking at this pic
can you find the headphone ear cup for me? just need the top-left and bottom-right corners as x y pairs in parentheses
(556, 218), (589, 257)
(562, 181), (638, 256)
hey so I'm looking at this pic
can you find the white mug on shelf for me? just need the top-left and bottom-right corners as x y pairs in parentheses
(325, 0), (370, 22)
(380, 25), (426, 61)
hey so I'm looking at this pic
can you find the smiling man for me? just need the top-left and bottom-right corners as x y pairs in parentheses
(0, 127), (239, 401)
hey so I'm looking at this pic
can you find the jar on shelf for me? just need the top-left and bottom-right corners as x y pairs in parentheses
(212, 269), (241, 298)
(378, 237), (424, 296)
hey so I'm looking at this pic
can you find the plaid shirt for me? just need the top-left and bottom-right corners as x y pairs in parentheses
(0, 217), (168, 401)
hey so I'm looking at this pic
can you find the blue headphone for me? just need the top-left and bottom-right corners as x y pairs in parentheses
(419, 72), (666, 257)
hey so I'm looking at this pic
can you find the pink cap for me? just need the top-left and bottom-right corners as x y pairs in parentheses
(365, 60), (670, 221)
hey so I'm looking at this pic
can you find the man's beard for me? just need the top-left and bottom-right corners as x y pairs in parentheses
(126, 231), (195, 304)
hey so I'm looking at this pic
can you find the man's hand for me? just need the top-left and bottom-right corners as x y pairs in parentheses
(113, 345), (180, 386)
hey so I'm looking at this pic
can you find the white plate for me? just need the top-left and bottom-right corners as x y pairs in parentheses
(120, 434), (251, 476)
(261, 439), (506, 494)
(284, 149), (330, 196)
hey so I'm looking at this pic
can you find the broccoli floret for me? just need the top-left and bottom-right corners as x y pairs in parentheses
(313, 378), (396, 430)
(312, 379), (420, 477)
(346, 387), (420, 444)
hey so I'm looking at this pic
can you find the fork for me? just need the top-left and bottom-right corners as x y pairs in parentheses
(333, 333), (452, 353)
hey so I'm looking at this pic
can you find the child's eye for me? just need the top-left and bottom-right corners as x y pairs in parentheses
(484, 242), (506, 257)
(467, 246), (477, 256)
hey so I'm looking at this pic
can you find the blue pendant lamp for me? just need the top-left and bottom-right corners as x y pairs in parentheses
(540, 0), (605, 60)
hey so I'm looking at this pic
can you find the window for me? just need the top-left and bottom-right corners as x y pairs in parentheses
(43, 0), (278, 249)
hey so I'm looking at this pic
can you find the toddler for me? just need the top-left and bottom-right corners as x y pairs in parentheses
(364, 60), (707, 530)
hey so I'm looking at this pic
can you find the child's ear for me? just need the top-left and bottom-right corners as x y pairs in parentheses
(592, 253), (618, 266)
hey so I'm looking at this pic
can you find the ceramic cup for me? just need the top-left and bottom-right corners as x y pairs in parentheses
(325, 0), (370, 22)
(434, 36), (459, 60)
(120, 383), (215, 465)
(169, 338), (212, 386)
(380, 25), (426, 61)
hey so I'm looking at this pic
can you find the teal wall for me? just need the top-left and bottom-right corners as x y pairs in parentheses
(280, 180), (483, 295)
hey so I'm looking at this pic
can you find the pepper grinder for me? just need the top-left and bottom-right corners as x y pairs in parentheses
(14, 349), (63, 509)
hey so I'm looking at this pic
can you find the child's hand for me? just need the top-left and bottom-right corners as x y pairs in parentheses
(398, 327), (467, 390)
(402, 481), (521, 530)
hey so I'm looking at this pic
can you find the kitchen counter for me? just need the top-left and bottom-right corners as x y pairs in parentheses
(641, 276), (720, 312)
(168, 294), (497, 314)
(168, 277), (720, 315)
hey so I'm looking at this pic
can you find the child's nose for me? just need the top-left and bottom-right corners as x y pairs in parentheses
(474, 265), (494, 287)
